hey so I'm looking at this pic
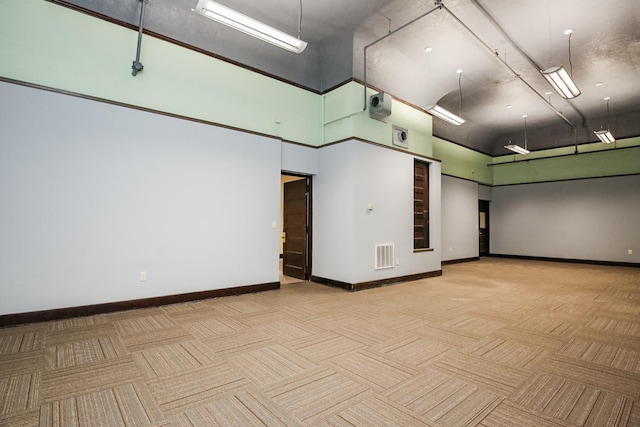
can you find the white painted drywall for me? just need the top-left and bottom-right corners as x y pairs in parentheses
(441, 176), (479, 262)
(281, 141), (318, 175)
(0, 82), (282, 315)
(478, 184), (492, 201)
(313, 140), (441, 284)
(491, 175), (640, 263)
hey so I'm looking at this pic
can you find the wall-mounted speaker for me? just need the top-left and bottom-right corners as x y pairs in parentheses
(392, 125), (409, 148)
(369, 92), (392, 122)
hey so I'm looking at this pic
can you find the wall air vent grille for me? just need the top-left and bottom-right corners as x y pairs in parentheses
(375, 243), (394, 270)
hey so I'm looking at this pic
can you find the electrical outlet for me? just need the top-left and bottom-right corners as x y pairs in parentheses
(139, 271), (147, 282)
(396, 258), (400, 266)
(629, 249), (633, 255)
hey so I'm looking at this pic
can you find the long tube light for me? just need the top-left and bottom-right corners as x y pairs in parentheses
(504, 114), (530, 154)
(594, 129), (615, 144)
(593, 97), (615, 144)
(504, 143), (530, 155)
(541, 65), (581, 99)
(193, 0), (307, 54)
(426, 105), (465, 126)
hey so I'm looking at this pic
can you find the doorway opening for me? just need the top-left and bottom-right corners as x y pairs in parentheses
(281, 173), (312, 283)
(479, 200), (490, 256)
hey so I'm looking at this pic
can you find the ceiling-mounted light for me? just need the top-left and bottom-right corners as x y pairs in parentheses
(193, 0), (308, 53)
(504, 143), (530, 155)
(428, 69), (466, 125)
(504, 114), (530, 154)
(594, 129), (615, 144)
(426, 105), (465, 126)
(541, 65), (580, 99)
(541, 29), (580, 99)
(594, 97), (615, 144)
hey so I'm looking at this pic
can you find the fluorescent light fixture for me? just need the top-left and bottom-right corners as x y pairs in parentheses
(594, 129), (615, 144)
(594, 97), (615, 143)
(193, 0), (307, 54)
(541, 65), (581, 99)
(426, 105), (465, 126)
(504, 114), (530, 154)
(504, 143), (530, 155)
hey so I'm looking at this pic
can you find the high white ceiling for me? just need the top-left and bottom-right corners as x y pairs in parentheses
(57, 0), (640, 155)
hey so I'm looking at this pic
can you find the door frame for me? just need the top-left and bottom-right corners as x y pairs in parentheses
(479, 199), (490, 257)
(281, 172), (312, 280)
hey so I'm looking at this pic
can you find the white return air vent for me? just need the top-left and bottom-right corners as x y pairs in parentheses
(375, 243), (395, 270)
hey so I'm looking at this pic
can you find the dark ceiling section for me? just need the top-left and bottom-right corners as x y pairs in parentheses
(355, 0), (640, 155)
(57, 0), (640, 155)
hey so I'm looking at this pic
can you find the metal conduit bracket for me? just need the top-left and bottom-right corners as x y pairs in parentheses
(132, 0), (147, 77)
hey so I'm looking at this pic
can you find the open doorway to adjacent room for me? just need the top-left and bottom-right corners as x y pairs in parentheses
(280, 173), (312, 284)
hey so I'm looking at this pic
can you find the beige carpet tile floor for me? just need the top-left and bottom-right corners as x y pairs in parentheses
(147, 361), (250, 416)
(40, 382), (163, 427)
(181, 316), (248, 339)
(374, 334), (452, 368)
(132, 341), (216, 379)
(287, 331), (366, 363)
(227, 344), (318, 387)
(41, 357), (143, 403)
(384, 369), (502, 426)
(322, 394), (439, 427)
(0, 372), (41, 415)
(0, 329), (44, 355)
(511, 372), (633, 426)
(263, 367), (370, 426)
(172, 388), (299, 426)
(432, 353), (531, 397)
(0, 258), (639, 426)
(466, 337), (549, 370)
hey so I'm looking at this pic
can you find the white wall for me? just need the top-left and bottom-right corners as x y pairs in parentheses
(281, 142), (318, 176)
(0, 82), (282, 315)
(313, 140), (441, 284)
(478, 184), (492, 201)
(491, 175), (640, 263)
(441, 176), (479, 262)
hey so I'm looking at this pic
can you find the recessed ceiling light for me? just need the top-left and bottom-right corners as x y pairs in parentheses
(596, 82), (604, 87)
(506, 105), (513, 109)
(424, 47), (432, 53)
(564, 29), (573, 35)
(545, 91), (553, 95)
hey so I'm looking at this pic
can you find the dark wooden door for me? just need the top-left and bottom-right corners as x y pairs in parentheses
(283, 178), (310, 280)
(479, 200), (490, 256)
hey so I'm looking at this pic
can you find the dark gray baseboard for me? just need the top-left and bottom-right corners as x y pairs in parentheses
(442, 257), (480, 266)
(0, 282), (280, 327)
(312, 270), (443, 292)
(489, 254), (639, 268)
